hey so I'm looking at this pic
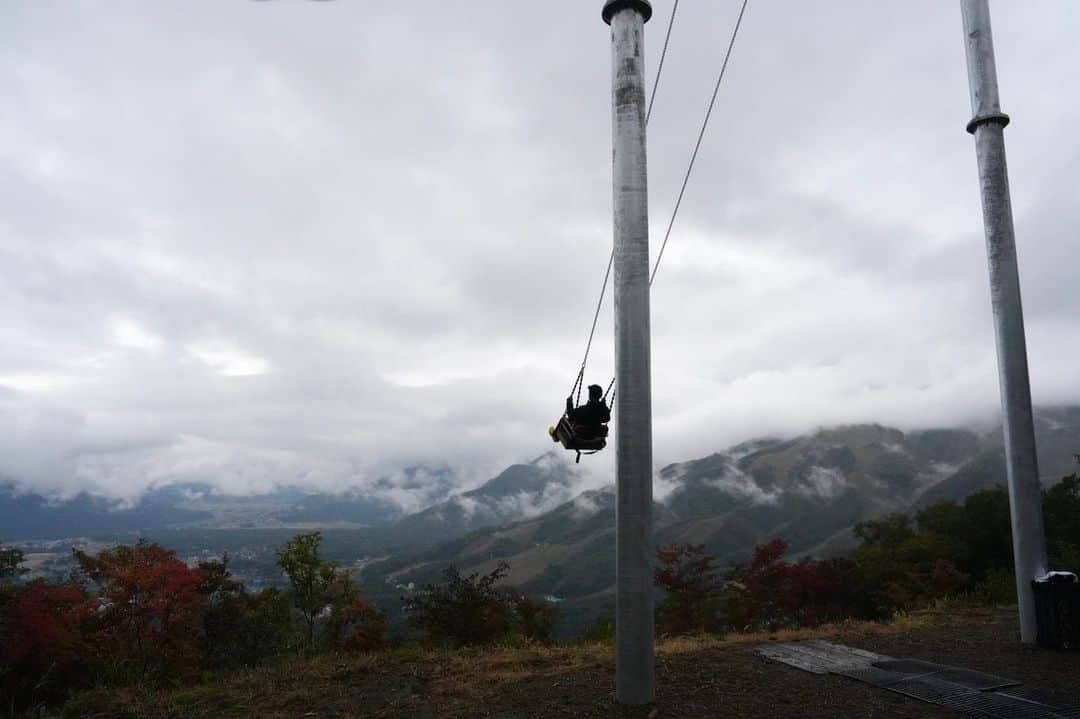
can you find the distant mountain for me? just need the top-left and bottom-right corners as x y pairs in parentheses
(0, 483), (212, 540)
(273, 466), (458, 526)
(5, 407), (1079, 581)
(916, 407), (1080, 506)
(368, 424), (980, 598)
(0, 454), (576, 546)
(654, 423), (989, 560)
(0, 464), (460, 541)
(367, 411), (1080, 630)
(387, 453), (581, 546)
(162, 482), (405, 530)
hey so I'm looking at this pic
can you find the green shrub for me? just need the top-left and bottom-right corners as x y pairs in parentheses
(969, 568), (1017, 607)
(579, 615), (615, 645)
(58, 688), (138, 719)
(403, 563), (513, 647)
(202, 587), (296, 670)
(510, 593), (560, 644)
(402, 562), (558, 647)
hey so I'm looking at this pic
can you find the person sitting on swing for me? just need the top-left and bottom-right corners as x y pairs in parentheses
(566, 384), (611, 436)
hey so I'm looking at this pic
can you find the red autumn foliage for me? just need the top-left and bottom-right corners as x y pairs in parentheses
(728, 539), (868, 631)
(654, 543), (724, 635)
(887, 559), (970, 607)
(1, 580), (95, 699)
(884, 580), (912, 607)
(332, 597), (388, 652)
(1, 535), (391, 712)
(750, 538), (787, 570)
(655, 543), (722, 598)
(930, 559), (971, 594)
(74, 540), (206, 680)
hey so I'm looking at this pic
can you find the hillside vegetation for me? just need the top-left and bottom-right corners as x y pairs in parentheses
(365, 412), (1080, 631)
(44, 608), (1080, 718)
(2, 472), (1078, 717)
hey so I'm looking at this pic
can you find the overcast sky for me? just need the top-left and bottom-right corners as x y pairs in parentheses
(2, 1), (1079, 501)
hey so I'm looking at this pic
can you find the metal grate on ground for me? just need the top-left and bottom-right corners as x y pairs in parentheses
(834, 665), (914, 687)
(937, 690), (1080, 719)
(886, 676), (983, 706)
(759, 641), (1080, 719)
(755, 640), (885, 675)
(996, 689), (1080, 719)
(873, 659), (1021, 691)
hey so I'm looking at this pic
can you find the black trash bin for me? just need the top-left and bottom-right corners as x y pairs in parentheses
(1032, 571), (1080, 649)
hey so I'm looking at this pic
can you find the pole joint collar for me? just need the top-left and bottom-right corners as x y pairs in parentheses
(602, 0), (652, 25)
(966, 111), (1010, 135)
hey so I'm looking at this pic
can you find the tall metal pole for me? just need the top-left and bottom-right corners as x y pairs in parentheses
(960, 0), (1048, 644)
(603, 0), (654, 706)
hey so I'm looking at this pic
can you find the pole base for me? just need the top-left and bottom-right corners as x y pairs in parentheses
(612, 701), (658, 718)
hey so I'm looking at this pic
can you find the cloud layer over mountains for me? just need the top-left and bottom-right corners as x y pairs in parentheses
(2, 1), (1080, 500)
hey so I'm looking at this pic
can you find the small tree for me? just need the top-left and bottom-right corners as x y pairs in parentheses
(854, 514), (914, 547)
(725, 539), (870, 631)
(579, 614), (615, 644)
(201, 585), (295, 669)
(320, 572), (387, 652)
(197, 555), (296, 669)
(403, 562), (514, 646)
(276, 531), (338, 650)
(197, 555), (242, 604)
(74, 541), (205, 681)
(329, 596), (388, 653)
(0, 580), (95, 711)
(1044, 474), (1080, 568)
(509, 593), (560, 644)
(0, 542), (26, 580)
(654, 542), (724, 635)
(196, 555), (243, 663)
(0, 541), (26, 618)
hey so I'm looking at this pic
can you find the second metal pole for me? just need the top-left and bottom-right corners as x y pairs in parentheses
(960, 0), (1048, 644)
(603, 0), (654, 706)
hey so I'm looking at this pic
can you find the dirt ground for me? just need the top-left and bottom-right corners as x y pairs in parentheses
(82, 607), (1080, 719)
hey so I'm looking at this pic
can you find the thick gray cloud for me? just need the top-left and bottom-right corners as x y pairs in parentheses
(1, 1), (1078, 500)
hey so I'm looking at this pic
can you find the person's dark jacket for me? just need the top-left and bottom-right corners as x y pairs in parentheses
(566, 397), (611, 426)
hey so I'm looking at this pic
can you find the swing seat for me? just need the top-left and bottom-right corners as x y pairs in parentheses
(549, 415), (608, 453)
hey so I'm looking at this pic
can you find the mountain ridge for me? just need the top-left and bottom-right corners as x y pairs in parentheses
(362, 409), (1080, 627)
(4, 408), (1078, 552)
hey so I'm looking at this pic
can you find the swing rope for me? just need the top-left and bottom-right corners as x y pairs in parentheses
(568, 0), (749, 411)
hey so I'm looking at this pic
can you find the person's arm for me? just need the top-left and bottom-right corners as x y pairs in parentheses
(600, 403), (611, 423)
(566, 396), (575, 418)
